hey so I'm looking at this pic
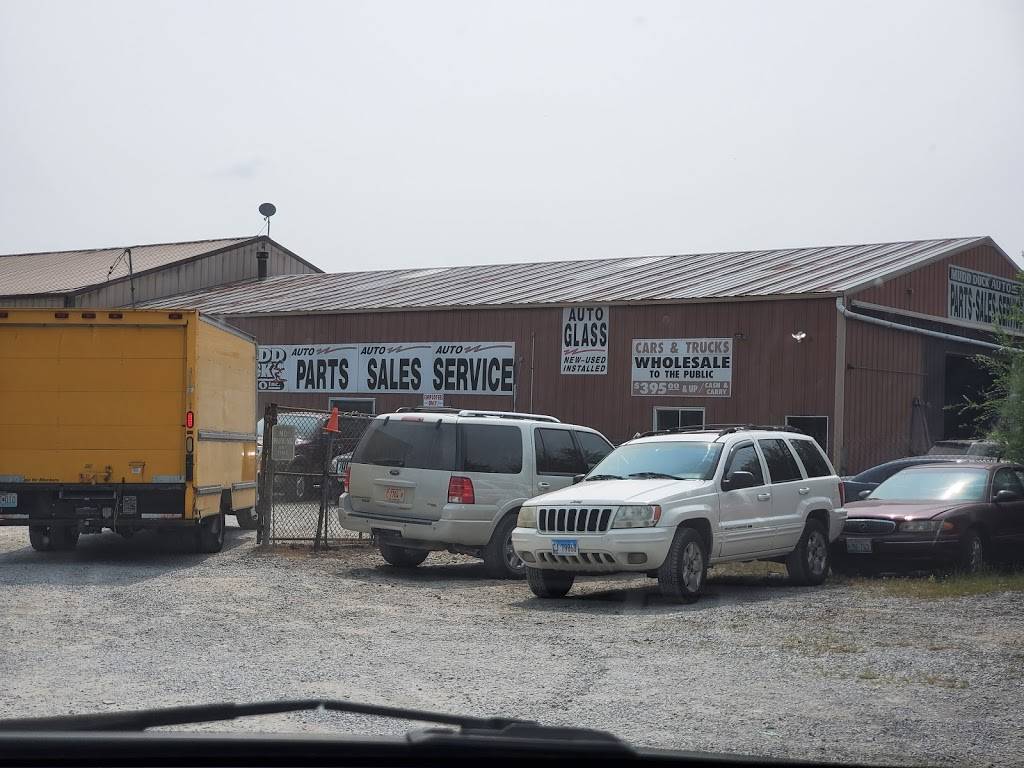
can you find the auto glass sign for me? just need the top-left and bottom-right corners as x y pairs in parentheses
(631, 338), (732, 397)
(948, 266), (1023, 331)
(257, 342), (515, 395)
(561, 306), (609, 374)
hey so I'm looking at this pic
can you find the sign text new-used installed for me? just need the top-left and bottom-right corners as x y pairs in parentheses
(258, 342), (516, 394)
(561, 306), (609, 374)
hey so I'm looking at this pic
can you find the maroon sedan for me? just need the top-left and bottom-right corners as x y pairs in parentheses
(836, 461), (1024, 572)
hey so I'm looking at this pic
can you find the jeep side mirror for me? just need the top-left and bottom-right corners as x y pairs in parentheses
(858, 489), (871, 499)
(572, 474), (586, 485)
(994, 489), (1019, 503)
(722, 470), (756, 491)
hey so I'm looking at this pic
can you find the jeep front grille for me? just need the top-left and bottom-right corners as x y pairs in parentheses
(538, 507), (613, 533)
(843, 518), (896, 535)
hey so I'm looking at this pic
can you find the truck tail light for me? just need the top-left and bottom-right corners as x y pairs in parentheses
(448, 476), (475, 504)
(185, 411), (194, 429)
(342, 465), (351, 491)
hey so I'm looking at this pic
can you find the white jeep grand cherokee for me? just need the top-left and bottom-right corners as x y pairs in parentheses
(512, 426), (846, 602)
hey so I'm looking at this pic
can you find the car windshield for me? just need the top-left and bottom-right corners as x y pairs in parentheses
(869, 468), (989, 502)
(587, 441), (723, 480)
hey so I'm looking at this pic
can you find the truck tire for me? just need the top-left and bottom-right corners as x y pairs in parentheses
(377, 541), (428, 568)
(526, 567), (575, 598)
(657, 527), (708, 603)
(57, 526), (80, 551)
(29, 525), (56, 552)
(235, 508), (258, 530)
(786, 518), (830, 586)
(196, 512), (225, 553)
(482, 514), (526, 579)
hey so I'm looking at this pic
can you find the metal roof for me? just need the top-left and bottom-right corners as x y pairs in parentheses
(0, 237), (254, 296)
(142, 236), (999, 315)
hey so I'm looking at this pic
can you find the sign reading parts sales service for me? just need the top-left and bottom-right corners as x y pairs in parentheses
(631, 338), (733, 397)
(561, 306), (609, 374)
(948, 266), (1023, 331)
(257, 342), (515, 395)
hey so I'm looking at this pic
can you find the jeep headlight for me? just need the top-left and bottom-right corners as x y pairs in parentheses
(517, 506), (537, 528)
(611, 505), (662, 528)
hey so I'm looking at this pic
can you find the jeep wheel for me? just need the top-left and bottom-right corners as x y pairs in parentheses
(658, 527), (708, 603)
(378, 541), (429, 568)
(196, 512), (225, 553)
(482, 514), (526, 579)
(787, 518), (830, 586)
(527, 567), (575, 598)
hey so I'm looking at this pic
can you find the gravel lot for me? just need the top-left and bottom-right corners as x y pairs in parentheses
(1, 521), (1022, 766)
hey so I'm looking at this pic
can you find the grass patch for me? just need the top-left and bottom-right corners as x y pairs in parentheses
(850, 570), (1024, 599)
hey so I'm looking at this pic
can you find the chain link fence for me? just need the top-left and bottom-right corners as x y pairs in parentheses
(256, 404), (372, 548)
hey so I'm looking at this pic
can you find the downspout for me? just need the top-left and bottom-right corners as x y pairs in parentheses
(835, 298), (1010, 352)
(833, 296), (847, 472)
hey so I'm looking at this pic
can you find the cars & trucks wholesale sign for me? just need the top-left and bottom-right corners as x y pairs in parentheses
(631, 338), (733, 397)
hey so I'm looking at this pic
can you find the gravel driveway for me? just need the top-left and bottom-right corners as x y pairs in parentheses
(1, 522), (1022, 766)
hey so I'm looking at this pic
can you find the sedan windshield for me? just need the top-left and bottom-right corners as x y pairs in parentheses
(587, 441), (723, 481)
(869, 468), (988, 502)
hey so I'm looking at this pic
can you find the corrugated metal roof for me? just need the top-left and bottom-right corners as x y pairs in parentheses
(143, 236), (995, 315)
(0, 237), (253, 296)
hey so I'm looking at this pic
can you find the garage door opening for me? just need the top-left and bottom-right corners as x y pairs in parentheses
(944, 354), (995, 440)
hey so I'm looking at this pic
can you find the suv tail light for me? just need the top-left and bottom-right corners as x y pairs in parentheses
(448, 476), (475, 504)
(838, 480), (846, 506)
(342, 464), (351, 491)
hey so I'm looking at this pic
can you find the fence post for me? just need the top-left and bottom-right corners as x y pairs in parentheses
(257, 403), (277, 545)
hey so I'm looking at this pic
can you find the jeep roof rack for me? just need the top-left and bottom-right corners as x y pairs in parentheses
(636, 423), (805, 439)
(457, 409), (560, 423)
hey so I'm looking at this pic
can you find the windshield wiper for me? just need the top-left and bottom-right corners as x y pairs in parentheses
(584, 474), (624, 481)
(0, 699), (532, 733)
(628, 472), (683, 480)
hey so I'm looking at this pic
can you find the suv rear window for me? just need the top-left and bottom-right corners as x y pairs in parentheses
(789, 439), (831, 478)
(757, 439), (803, 483)
(352, 418), (456, 470)
(459, 423), (523, 474)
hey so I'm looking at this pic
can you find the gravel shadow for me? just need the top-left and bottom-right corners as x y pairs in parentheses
(0, 525), (252, 586)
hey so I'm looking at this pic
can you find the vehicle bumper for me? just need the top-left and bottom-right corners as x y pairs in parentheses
(0, 483), (188, 529)
(337, 494), (491, 549)
(833, 534), (962, 562)
(511, 526), (674, 572)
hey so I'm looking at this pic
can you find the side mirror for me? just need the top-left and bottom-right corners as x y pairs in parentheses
(994, 489), (1020, 503)
(572, 474), (586, 485)
(858, 489), (872, 500)
(722, 470), (756, 491)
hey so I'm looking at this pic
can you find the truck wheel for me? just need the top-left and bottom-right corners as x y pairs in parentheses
(786, 519), (830, 586)
(196, 513), (225, 553)
(235, 508), (258, 530)
(29, 525), (56, 552)
(482, 514), (526, 579)
(658, 527), (708, 603)
(57, 526), (80, 551)
(527, 567), (575, 598)
(377, 541), (428, 568)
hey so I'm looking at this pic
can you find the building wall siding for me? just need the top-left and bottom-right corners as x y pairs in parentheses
(229, 297), (839, 450)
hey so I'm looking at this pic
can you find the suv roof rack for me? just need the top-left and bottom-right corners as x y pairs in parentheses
(457, 410), (560, 423)
(395, 406), (461, 414)
(636, 423), (805, 439)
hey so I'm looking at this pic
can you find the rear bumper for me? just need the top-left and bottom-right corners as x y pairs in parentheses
(0, 483), (187, 528)
(511, 526), (675, 572)
(337, 494), (492, 549)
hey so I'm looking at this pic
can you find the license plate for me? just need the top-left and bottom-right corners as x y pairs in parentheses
(846, 538), (872, 554)
(552, 538), (578, 555)
(0, 493), (16, 508)
(383, 487), (406, 503)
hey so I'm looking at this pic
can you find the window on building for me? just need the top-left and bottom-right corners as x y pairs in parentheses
(653, 407), (705, 432)
(785, 415), (828, 450)
(535, 428), (586, 475)
(758, 439), (804, 483)
(329, 398), (376, 415)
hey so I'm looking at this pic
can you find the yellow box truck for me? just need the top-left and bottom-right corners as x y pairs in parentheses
(0, 308), (257, 553)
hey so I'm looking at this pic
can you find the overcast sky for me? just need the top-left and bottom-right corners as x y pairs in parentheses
(1, 0), (1021, 271)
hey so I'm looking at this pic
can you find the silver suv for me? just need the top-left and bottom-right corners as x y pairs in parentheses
(338, 408), (614, 577)
(512, 425), (846, 602)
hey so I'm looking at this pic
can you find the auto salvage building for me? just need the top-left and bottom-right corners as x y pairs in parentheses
(130, 235), (1019, 473)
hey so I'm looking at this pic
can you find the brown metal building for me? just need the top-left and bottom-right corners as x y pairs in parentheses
(144, 236), (1020, 473)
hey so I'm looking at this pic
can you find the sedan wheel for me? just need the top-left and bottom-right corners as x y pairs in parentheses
(957, 529), (985, 574)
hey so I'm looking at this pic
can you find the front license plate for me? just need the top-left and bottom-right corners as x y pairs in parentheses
(0, 493), (16, 508)
(846, 538), (872, 554)
(552, 539), (579, 556)
(383, 487), (406, 503)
